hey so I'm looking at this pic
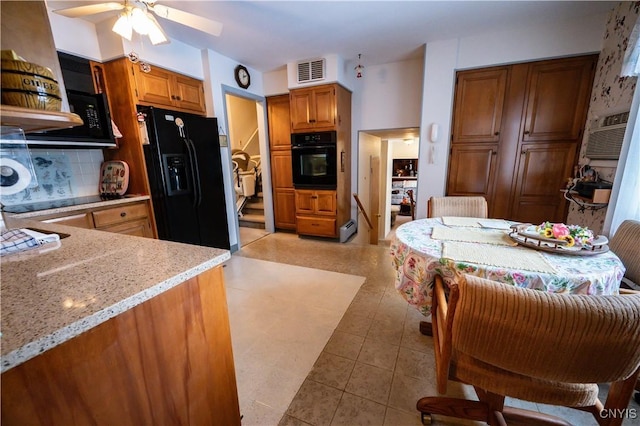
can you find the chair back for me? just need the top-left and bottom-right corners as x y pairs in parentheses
(428, 196), (488, 218)
(452, 275), (640, 384)
(609, 219), (640, 285)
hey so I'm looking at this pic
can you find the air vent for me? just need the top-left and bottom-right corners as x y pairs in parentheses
(585, 111), (629, 160)
(297, 59), (325, 83)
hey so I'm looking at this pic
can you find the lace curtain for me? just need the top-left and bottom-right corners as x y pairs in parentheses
(605, 17), (640, 236)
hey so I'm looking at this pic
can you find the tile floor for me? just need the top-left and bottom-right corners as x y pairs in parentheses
(229, 231), (640, 426)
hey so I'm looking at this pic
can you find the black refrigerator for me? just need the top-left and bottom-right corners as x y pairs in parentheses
(140, 106), (230, 249)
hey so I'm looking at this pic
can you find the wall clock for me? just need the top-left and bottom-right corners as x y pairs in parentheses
(234, 65), (250, 89)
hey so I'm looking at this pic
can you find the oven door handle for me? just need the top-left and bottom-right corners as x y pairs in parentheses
(291, 144), (336, 149)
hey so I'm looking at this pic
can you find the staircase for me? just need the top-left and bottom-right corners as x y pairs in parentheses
(239, 193), (265, 229)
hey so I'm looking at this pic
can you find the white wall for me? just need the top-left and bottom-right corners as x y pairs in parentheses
(352, 132), (382, 244)
(415, 12), (608, 219)
(390, 139), (420, 159)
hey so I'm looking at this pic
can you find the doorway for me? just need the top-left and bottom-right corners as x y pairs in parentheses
(354, 127), (420, 245)
(221, 87), (274, 248)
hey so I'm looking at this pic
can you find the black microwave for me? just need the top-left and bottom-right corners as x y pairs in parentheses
(26, 90), (117, 148)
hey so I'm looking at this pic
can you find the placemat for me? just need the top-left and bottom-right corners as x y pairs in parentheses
(432, 226), (517, 246)
(442, 241), (557, 274)
(442, 216), (482, 227)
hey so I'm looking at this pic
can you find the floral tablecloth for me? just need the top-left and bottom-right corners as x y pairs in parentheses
(390, 218), (626, 316)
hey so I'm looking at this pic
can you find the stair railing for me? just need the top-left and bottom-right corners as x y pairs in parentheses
(352, 193), (373, 230)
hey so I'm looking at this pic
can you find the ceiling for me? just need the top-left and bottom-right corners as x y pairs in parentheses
(47, 1), (615, 73)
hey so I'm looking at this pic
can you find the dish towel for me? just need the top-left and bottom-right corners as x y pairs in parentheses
(0, 229), (37, 256)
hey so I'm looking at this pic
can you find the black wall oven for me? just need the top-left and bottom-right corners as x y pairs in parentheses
(291, 131), (337, 189)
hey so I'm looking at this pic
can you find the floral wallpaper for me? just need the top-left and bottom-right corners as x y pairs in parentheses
(567, 1), (639, 235)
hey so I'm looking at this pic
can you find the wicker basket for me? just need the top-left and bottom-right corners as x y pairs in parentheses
(1, 58), (62, 111)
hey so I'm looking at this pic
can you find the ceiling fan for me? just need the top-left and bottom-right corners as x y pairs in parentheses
(52, 1), (223, 45)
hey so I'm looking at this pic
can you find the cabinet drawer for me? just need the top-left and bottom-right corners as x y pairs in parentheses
(296, 216), (336, 237)
(42, 213), (93, 229)
(92, 203), (149, 228)
(96, 218), (152, 238)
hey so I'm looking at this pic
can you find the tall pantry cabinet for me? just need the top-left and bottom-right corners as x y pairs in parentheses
(267, 95), (296, 230)
(448, 55), (597, 224)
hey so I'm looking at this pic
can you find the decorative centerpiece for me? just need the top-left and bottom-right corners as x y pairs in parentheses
(508, 222), (609, 256)
(536, 222), (594, 247)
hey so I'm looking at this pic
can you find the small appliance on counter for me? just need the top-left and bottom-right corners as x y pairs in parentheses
(99, 160), (129, 199)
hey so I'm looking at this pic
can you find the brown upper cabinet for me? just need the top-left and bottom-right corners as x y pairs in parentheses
(452, 67), (508, 144)
(521, 57), (596, 142)
(290, 84), (338, 132)
(132, 62), (206, 115)
(448, 54), (597, 224)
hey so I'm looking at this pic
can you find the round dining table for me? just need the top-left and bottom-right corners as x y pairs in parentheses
(390, 218), (626, 318)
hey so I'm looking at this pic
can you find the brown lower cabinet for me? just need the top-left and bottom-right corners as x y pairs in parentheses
(36, 200), (155, 238)
(448, 54), (597, 223)
(1, 266), (241, 426)
(295, 189), (337, 237)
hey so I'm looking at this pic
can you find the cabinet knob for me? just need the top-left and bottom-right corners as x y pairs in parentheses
(120, 212), (127, 217)
(176, 96), (181, 101)
(494, 131), (500, 136)
(311, 195), (318, 199)
(309, 119), (316, 123)
(171, 95), (176, 100)
(524, 130), (530, 135)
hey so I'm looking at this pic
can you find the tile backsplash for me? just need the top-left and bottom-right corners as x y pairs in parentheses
(0, 148), (103, 206)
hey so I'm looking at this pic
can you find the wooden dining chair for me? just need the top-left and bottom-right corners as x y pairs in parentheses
(418, 273), (640, 426)
(427, 196), (488, 218)
(609, 219), (640, 289)
(406, 189), (416, 220)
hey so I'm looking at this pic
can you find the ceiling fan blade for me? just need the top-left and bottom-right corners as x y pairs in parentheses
(52, 2), (125, 18)
(150, 4), (223, 37)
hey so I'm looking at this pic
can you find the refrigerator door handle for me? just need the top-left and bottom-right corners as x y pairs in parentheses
(186, 138), (203, 207)
(182, 137), (199, 208)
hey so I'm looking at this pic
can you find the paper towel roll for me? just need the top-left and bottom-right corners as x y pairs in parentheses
(0, 158), (32, 196)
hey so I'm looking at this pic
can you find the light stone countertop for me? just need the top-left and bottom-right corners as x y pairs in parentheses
(7, 195), (151, 219)
(0, 216), (230, 373)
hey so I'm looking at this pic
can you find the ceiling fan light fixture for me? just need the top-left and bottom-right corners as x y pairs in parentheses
(145, 13), (170, 45)
(112, 10), (133, 40)
(130, 7), (151, 35)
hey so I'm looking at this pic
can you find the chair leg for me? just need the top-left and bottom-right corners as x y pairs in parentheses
(595, 370), (640, 426)
(416, 396), (489, 424)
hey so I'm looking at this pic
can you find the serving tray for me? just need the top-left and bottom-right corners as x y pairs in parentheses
(508, 224), (609, 256)
(99, 160), (129, 197)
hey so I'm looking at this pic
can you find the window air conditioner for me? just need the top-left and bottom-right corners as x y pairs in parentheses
(585, 110), (629, 160)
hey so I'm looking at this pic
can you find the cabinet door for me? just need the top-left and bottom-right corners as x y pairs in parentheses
(271, 151), (295, 229)
(295, 190), (315, 214)
(446, 144), (498, 202)
(315, 190), (337, 215)
(271, 150), (293, 189)
(290, 89), (313, 131)
(267, 95), (292, 149)
(274, 189), (296, 230)
(290, 86), (336, 132)
(133, 66), (174, 108)
(510, 142), (577, 224)
(312, 86), (336, 129)
(174, 75), (206, 114)
(522, 56), (595, 142)
(453, 68), (507, 144)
